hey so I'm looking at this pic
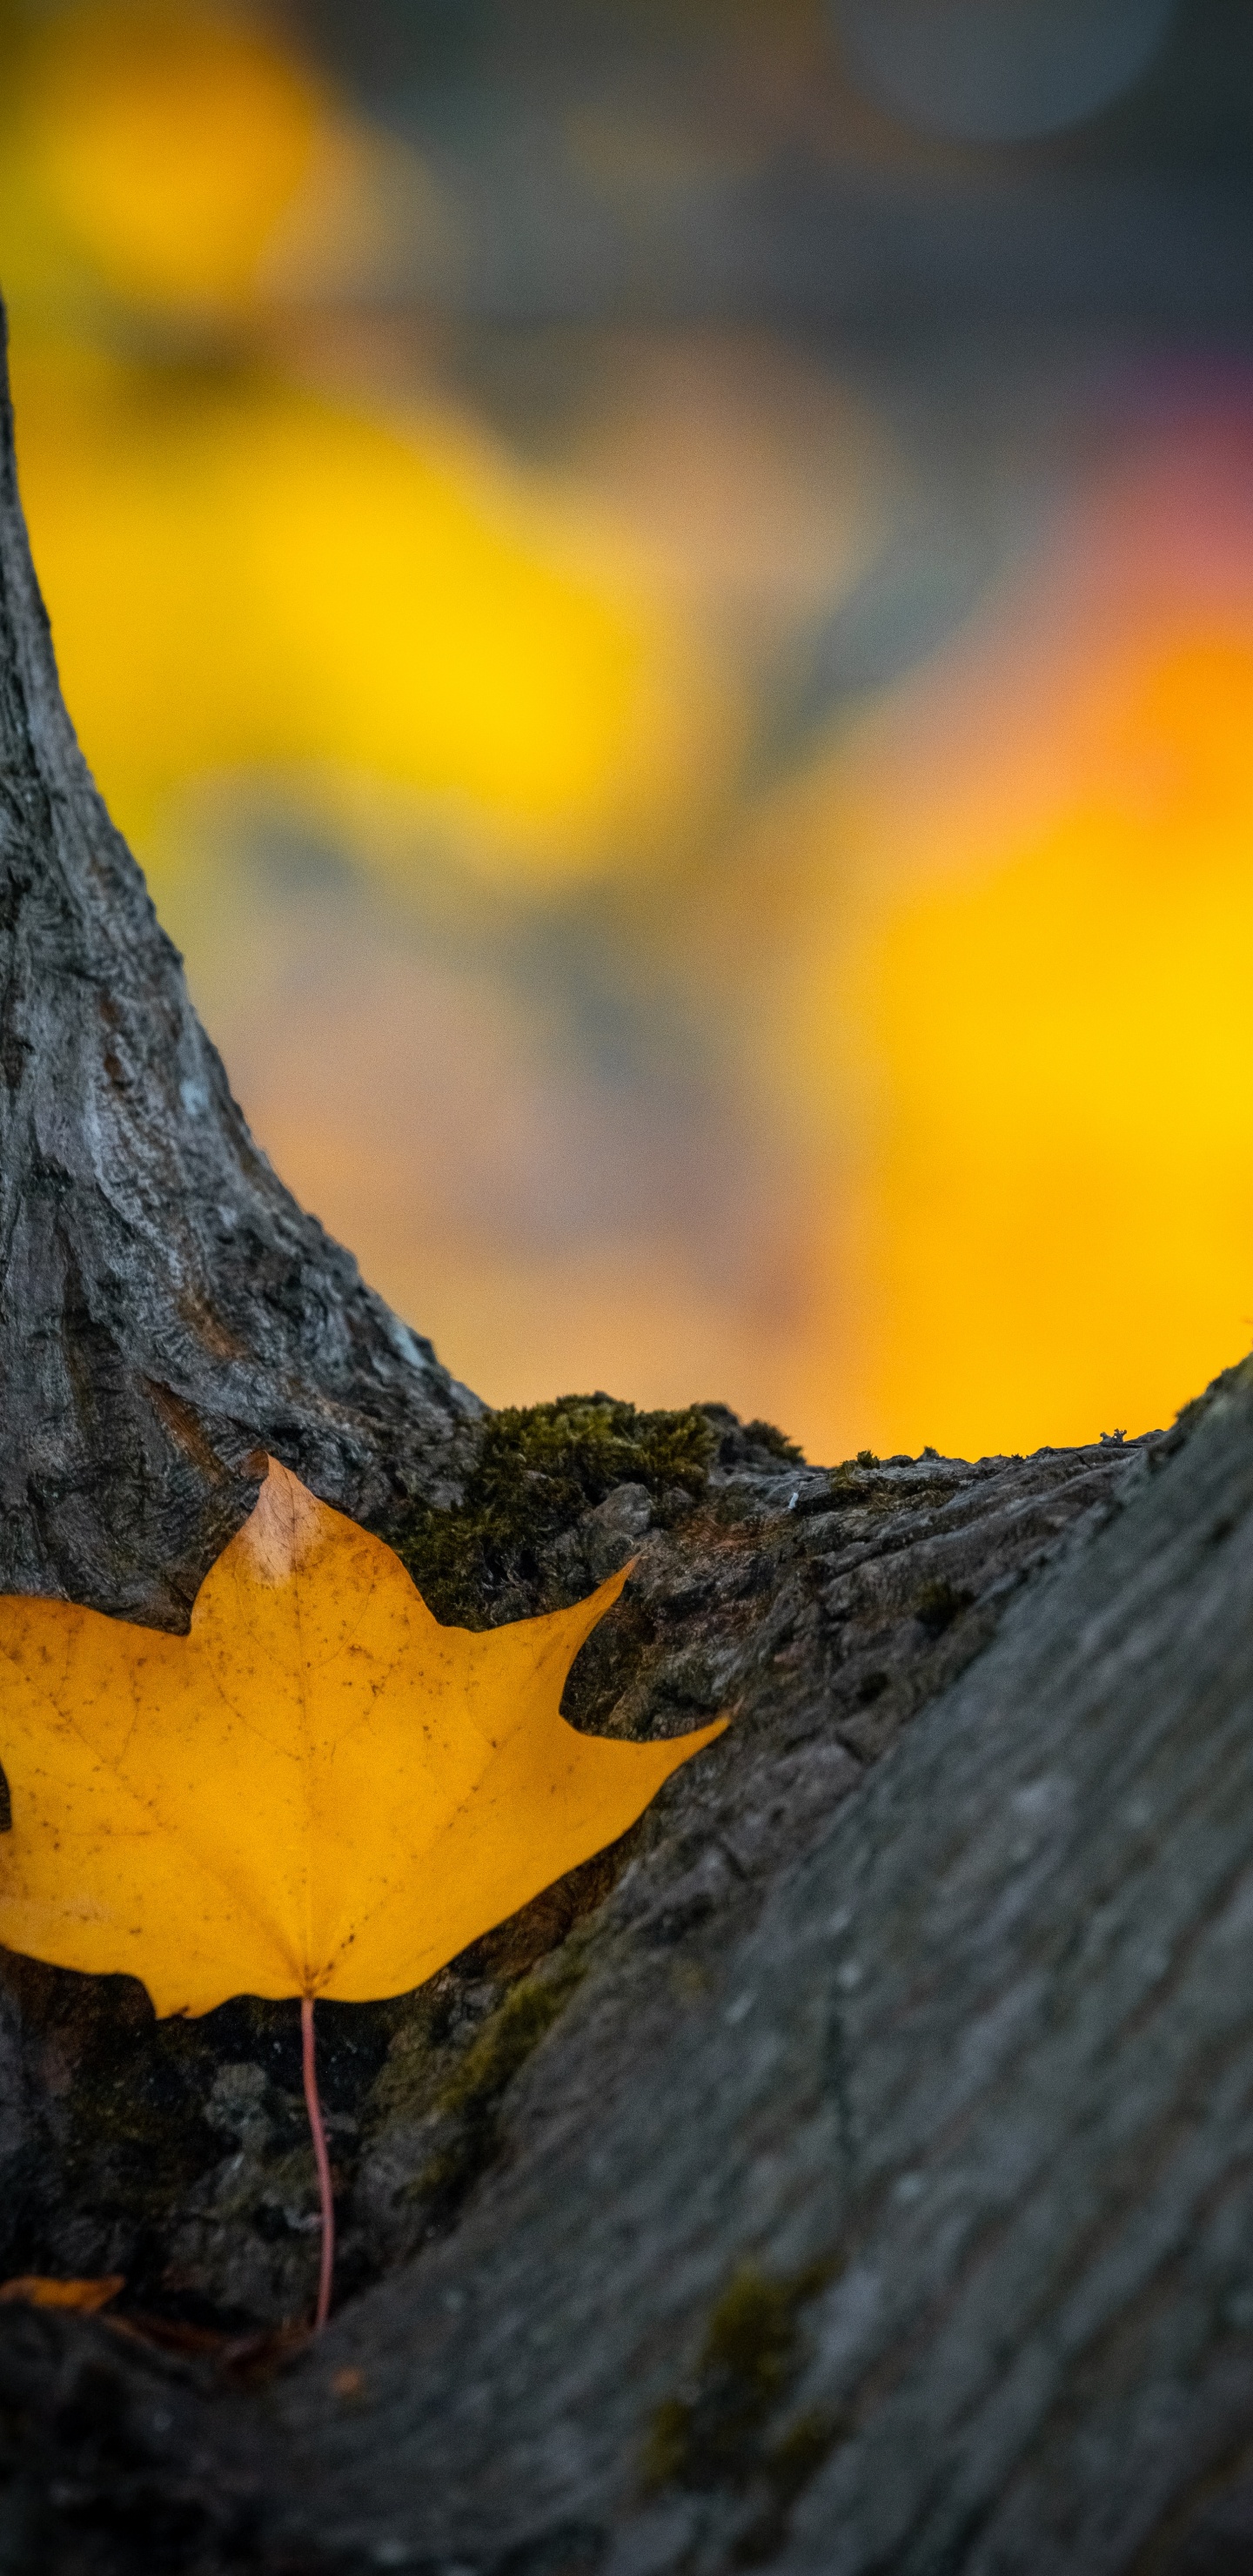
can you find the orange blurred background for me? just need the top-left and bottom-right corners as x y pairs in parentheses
(3, 0), (1252, 1461)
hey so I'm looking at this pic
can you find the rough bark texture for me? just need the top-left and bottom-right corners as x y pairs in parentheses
(3, 1380), (1253, 2574)
(3, 298), (1253, 2575)
(0, 305), (479, 1630)
(245, 1360), (1251, 2576)
(0, 1424), (1136, 2329)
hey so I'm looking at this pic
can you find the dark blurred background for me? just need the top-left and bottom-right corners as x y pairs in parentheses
(3, 0), (1252, 1458)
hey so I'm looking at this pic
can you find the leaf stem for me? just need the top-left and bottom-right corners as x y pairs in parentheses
(300, 1992), (335, 2331)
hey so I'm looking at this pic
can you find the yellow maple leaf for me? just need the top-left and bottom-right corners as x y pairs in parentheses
(0, 1458), (727, 2017)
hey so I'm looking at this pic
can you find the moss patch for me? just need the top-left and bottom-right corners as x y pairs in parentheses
(384, 1393), (715, 1627)
(699, 1406), (803, 1469)
(644, 2257), (841, 2540)
(743, 1419), (804, 1464)
(407, 1954), (587, 2224)
(437, 1966), (583, 2120)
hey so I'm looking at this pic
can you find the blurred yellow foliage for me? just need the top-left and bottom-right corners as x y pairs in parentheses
(22, 0), (320, 311)
(804, 630), (1253, 1458)
(1, 0), (723, 878)
(11, 339), (713, 872)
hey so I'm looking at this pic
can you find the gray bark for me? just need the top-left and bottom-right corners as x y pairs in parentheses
(208, 1370), (1253, 2576)
(0, 302), (479, 1629)
(3, 1385), (1253, 2574)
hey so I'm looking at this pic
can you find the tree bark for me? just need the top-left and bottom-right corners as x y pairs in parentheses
(0, 302), (479, 1631)
(3, 1381), (1253, 2575)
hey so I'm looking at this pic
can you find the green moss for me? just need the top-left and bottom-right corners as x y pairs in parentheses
(437, 1964), (583, 2119)
(740, 1419), (804, 1465)
(408, 1955), (586, 2220)
(700, 2267), (799, 2400)
(733, 2412), (844, 2566)
(645, 2398), (696, 2490)
(643, 2257), (837, 2497)
(764, 2409), (839, 2501)
(385, 1392), (715, 1626)
(828, 1448), (885, 1486)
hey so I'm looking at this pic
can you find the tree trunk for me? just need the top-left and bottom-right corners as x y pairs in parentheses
(2, 299), (1253, 2576)
(0, 304), (479, 1631)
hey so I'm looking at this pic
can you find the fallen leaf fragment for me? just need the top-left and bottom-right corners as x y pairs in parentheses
(0, 2274), (124, 2311)
(0, 1459), (727, 2016)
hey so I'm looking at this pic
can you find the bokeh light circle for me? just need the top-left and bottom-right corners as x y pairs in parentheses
(834, 0), (1176, 144)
